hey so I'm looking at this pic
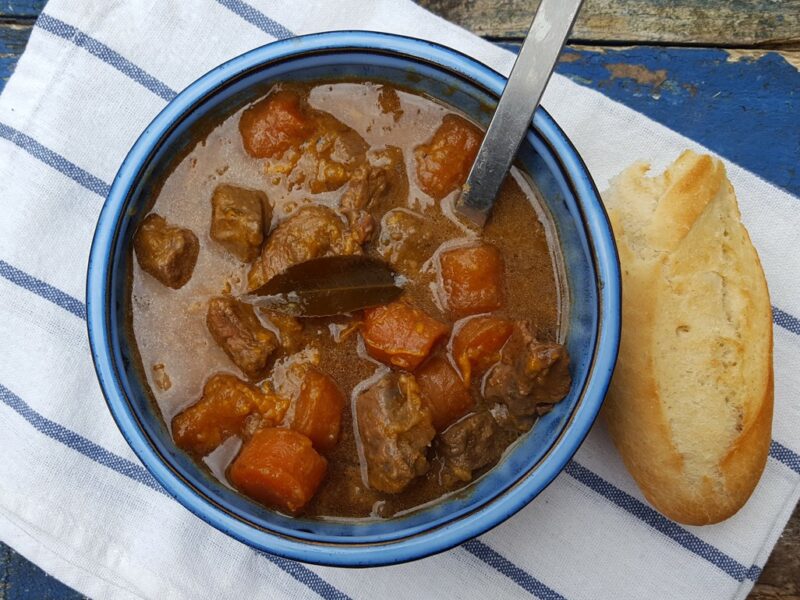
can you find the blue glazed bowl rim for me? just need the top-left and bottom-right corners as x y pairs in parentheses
(86, 30), (621, 567)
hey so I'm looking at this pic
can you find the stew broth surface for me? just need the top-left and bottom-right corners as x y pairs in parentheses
(130, 81), (566, 519)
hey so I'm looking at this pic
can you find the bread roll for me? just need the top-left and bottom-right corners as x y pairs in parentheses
(602, 150), (773, 525)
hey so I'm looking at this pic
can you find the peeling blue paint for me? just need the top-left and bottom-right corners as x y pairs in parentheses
(552, 46), (800, 196)
(1, 542), (85, 599)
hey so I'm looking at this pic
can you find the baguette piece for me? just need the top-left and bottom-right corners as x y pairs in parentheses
(602, 150), (773, 525)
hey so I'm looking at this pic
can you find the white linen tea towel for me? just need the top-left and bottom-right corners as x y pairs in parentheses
(0, 1), (798, 599)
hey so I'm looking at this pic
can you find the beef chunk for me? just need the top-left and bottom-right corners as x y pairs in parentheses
(340, 164), (388, 211)
(355, 373), (435, 493)
(414, 114), (482, 199)
(377, 209), (435, 275)
(133, 213), (199, 289)
(438, 412), (503, 483)
(207, 296), (278, 379)
(340, 146), (407, 211)
(210, 184), (269, 262)
(172, 373), (288, 457)
(484, 322), (571, 431)
(290, 112), (369, 194)
(247, 204), (373, 290)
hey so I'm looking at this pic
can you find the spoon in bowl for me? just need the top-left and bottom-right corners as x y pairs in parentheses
(455, 0), (584, 227)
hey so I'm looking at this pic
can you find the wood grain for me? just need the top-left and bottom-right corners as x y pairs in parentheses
(750, 503), (800, 599)
(0, 24), (30, 88)
(417, 0), (800, 48)
(0, 0), (46, 19)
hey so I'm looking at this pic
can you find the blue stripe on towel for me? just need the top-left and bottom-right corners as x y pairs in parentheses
(0, 381), (351, 600)
(770, 440), (800, 475)
(564, 461), (759, 582)
(463, 540), (567, 600)
(36, 14), (177, 101)
(215, 0), (294, 39)
(0, 382), (164, 493)
(0, 260), (87, 320)
(773, 306), (800, 337)
(0, 122), (110, 196)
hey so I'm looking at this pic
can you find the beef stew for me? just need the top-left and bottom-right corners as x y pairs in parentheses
(130, 81), (571, 519)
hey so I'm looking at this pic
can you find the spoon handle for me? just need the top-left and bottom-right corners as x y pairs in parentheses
(456, 0), (584, 226)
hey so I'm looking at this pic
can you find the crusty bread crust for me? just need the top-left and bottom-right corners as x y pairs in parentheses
(602, 151), (773, 525)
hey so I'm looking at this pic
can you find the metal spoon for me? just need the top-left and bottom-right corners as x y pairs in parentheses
(455, 0), (584, 226)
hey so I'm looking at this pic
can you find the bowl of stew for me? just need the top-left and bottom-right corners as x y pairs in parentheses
(87, 31), (620, 566)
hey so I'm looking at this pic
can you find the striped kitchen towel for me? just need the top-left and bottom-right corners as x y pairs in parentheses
(0, 1), (798, 599)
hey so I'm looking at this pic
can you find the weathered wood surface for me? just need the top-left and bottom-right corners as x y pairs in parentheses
(753, 502), (800, 600)
(0, 24), (30, 89)
(418, 0), (800, 48)
(0, 0), (45, 19)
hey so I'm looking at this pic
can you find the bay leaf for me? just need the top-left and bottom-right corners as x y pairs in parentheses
(242, 255), (404, 317)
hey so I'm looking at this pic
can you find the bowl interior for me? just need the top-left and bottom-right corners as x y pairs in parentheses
(102, 44), (602, 552)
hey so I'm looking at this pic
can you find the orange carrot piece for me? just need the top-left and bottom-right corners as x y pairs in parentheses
(362, 301), (449, 371)
(228, 428), (327, 514)
(452, 316), (514, 385)
(291, 368), (346, 452)
(439, 243), (505, 317)
(416, 357), (474, 431)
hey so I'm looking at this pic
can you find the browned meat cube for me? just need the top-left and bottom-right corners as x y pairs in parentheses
(340, 146), (407, 211)
(484, 322), (571, 431)
(355, 373), (435, 493)
(438, 412), (504, 483)
(133, 213), (199, 289)
(206, 296), (279, 379)
(291, 112), (369, 194)
(210, 184), (269, 262)
(377, 209), (434, 275)
(172, 373), (288, 457)
(247, 204), (373, 290)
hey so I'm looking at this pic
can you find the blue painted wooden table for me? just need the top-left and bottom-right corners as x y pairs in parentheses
(1, 1), (798, 598)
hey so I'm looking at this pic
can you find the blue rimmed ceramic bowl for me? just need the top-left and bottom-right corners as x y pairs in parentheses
(86, 31), (620, 567)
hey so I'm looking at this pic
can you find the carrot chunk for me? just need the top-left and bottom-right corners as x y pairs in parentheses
(239, 90), (313, 158)
(416, 357), (474, 431)
(439, 243), (505, 317)
(452, 316), (514, 385)
(362, 301), (449, 371)
(291, 368), (346, 452)
(172, 374), (288, 457)
(229, 428), (327, 514)
(414, 114), (483, 199)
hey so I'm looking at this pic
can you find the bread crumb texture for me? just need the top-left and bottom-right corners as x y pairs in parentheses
(603, 150), (773, 525)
